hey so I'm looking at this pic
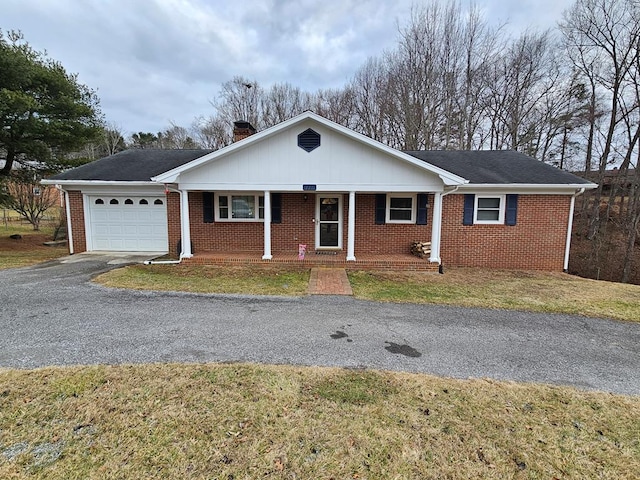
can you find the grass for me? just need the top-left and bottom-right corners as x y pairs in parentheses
(97, 264), (310, 296)
(0, 363), (638, 479)
(348, 268), (640, 322)
(97, 264), (640, 322)
(0, 223), (67, 270)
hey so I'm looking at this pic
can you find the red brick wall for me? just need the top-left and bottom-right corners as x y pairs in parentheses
(67, 190), (86, 254)
(167, 191), (181, 256)
(167, 191), (570, 270)
(440, 194), (571, 270)
(353, 194), (432, 254)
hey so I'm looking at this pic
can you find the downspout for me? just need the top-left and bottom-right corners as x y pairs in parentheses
(144, 185), (183, 265)
(442, 186), (460, 197)
(55, 185), (74, 255)
(563, 188), (585, 273)
(432, 185), (460, 272)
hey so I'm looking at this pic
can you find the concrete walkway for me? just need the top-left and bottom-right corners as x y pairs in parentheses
(308, 267), (353, 295)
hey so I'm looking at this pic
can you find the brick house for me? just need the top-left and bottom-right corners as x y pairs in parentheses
(43, 112), (596, 271)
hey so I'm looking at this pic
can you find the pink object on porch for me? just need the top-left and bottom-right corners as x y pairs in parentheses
(298, 244), (307, 260)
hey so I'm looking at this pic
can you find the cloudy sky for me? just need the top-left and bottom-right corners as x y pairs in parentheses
(3, 0), (575, 135)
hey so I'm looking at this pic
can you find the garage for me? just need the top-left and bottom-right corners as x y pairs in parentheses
(86, 195), (168, 252)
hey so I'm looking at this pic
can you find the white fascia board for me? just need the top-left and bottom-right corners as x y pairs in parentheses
(456, 183), (598, 194)
(151, 111), (468, 186)
(178, 183), (445, 193)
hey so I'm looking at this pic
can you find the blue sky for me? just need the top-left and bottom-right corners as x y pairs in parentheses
(3, 0), (575, 134)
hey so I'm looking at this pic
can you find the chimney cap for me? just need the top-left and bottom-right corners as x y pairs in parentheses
(233, 120), (255, 131)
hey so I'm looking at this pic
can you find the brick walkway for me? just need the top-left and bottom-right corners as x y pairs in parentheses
(307, 267), (353, 295)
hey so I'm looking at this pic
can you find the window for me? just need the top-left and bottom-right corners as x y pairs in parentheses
(139, 199), (148, 205)
(125, 199), (133, 205)
(109, 199), (119, 205)
(475, 195), (505, 224)
(386, 194), (416, 223)
(95, 198), (104, 205)
(154, 199), (164, 205)
(33, 187), (41, 196)
(216, 193), (265, 221)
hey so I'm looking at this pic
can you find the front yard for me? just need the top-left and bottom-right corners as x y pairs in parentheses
(95, 264), (640, 323)
(1, 363), (638, 479)
(2, 241), (639, 478)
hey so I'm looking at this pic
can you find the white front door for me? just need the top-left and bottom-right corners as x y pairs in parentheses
(316, 195), (342, 250)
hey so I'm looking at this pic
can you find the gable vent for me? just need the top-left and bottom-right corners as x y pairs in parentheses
(297, 128), (321, 152)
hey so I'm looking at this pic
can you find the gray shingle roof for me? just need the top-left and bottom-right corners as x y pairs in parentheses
(404, 150), (593, 185)
(49, 147), (592, 186)
(49, 149), (213, 182)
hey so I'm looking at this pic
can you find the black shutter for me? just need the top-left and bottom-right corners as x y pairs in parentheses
(375, 194), (386, 224)
(463, 194), (475, 225)
(416, 193), (428, 225)
(271, 193), (282, 224)
(506, 194), (518, 226)
(203, 192), (214, 223)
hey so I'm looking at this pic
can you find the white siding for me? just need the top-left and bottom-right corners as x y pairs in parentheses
(178, 119), (443, 192)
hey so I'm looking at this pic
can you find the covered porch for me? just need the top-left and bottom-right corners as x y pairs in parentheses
(181, 250), (440, 271)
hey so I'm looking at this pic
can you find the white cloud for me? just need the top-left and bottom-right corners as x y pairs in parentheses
(2, 0), (574, 133)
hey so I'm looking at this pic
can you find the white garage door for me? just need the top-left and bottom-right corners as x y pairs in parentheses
(87, 195), (168, 252)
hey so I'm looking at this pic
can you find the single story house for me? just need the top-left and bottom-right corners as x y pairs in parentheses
(43, 112), (596, 271)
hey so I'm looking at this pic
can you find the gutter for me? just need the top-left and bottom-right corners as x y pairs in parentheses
(563, 188), (586, 273)
(144, 185), (184, 265)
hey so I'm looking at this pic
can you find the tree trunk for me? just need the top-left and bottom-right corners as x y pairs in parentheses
(0, 148), (15, 177)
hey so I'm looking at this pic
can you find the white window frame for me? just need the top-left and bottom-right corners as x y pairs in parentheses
(474, 195), (505, 224)
(386, 194), (416, 224)
(214, 192), (265, 222)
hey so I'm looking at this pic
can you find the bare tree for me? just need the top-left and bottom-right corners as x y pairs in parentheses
(157, 122), (200, 149)
(560, 0), (640, 240)
(102, 123), (127, 155)
(5, 169), (59, 230)
(192, 115), (231, 150)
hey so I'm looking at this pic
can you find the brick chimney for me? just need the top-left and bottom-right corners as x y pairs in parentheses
(232, 120), (256, 142)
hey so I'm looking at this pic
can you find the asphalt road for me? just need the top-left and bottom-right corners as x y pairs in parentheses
(1, 254), (639, 395)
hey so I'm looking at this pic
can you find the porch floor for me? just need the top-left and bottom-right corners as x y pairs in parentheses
(182, 251), (439, 271)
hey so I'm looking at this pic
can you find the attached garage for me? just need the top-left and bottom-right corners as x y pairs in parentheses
(86, 195), (168, 252)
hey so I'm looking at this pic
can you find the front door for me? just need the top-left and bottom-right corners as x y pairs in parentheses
(316, 195), (342, 250)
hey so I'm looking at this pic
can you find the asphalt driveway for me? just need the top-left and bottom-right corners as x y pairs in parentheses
(1, 254), (639, 395)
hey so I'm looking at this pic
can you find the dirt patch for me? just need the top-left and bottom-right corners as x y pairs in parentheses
(0, 232), (54, 251)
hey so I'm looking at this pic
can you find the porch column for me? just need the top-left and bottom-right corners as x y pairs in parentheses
(347, 191), (356, 261)
(180, 189), (192, 258)
(262, 190), (272, 260)
(429, 192), (443, 264)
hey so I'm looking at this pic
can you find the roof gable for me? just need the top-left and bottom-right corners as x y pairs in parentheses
(152, 112), (466, 188)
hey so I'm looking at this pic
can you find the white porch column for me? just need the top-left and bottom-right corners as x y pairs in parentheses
(262, 190), (272, 260)
(429, 192), (443, 264)
(347, 191), (356, 261)
(180, 189), (192, 258)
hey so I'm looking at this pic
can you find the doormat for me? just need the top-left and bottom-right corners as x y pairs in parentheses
(315, 251), (338, 255)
